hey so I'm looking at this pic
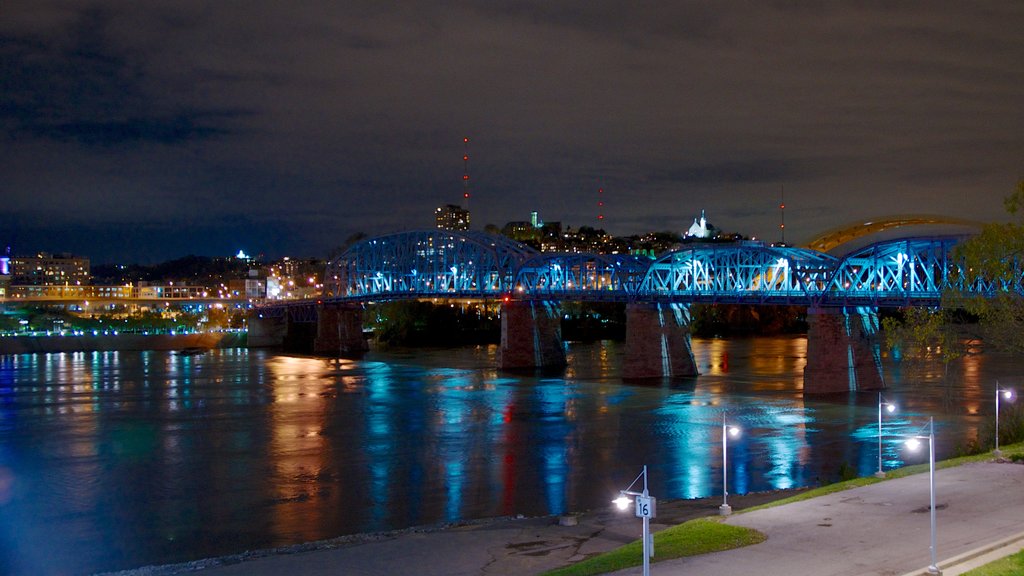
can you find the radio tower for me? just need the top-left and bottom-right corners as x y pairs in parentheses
(462, 137), (471, 211)
(779, 185), (786, 244)
(597, 187), (605, 223)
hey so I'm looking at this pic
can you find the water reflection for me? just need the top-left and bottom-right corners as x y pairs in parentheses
(0, 337), (1015, 574)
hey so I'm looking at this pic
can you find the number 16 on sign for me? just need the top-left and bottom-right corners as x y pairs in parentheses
(635, 495), (656, 518)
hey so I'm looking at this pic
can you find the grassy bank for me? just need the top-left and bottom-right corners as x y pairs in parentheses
(542, 517), (764, 576)
(543, 442), (1024, 576)
(963, 549), (1024, 575)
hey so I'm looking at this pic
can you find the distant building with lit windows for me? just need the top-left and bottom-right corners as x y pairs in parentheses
(435, 204), (470, 231)
(10, 252), (90, 286)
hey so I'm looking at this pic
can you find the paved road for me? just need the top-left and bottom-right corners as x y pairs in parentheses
(614, 461), (1024, 576)
(113, 461), (1024, 576)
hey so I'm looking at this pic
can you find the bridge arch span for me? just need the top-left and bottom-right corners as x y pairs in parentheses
(803, 215), (983, 254)
(639, 242), (837, 304)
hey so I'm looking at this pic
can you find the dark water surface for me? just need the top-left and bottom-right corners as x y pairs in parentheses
(0, 337), (1015, 574)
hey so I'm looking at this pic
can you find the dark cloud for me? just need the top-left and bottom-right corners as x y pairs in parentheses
(1, 1), (1022, 263)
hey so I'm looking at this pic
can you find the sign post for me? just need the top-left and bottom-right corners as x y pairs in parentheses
(614, 466), (656, 576)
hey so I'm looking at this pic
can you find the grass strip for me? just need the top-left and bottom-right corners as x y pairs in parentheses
(541, 517), (764, 576)
(961, 548), (1024, 575)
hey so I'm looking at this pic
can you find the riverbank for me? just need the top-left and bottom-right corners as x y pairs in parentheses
(0, 331), (245, 354)
(101, 459), (1024, 576)
(99, 488), (807, 576)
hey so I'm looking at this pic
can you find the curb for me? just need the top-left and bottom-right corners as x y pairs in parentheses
(898, 529), (1024, 576)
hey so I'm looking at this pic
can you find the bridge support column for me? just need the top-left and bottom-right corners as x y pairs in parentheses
(804, 307), (884, 394)
(314, 303), (368, 357)
(499, 300), (566, 369)
(247, 311), (286, 347)
(622, 302), (698, 379)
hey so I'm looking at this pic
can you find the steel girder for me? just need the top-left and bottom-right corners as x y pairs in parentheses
(637, 242), (838, 304)
(512, 253), (652, 301)
(324, 230), (538, 300)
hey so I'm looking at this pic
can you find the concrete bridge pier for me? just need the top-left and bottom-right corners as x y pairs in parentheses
(314, 303), (368, 357)
(247, 311), (287, 347)
(499, 300), (567, 369)
(622, 302), (698, 379)
(804, 306), (884, 394)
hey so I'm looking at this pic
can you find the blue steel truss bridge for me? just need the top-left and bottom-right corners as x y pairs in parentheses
(321, 230), (1015, 308)
(251, 228), (1017, 393)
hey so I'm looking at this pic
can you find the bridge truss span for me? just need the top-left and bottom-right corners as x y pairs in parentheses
(638, 242), (838, 305)
(512, 252), (651, 301)
(323, 230), (538, 301)
(315, 230), (1021, 307)
(822, 236), (974, 307)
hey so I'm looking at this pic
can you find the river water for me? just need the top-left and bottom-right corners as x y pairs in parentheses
(0, 337), (1015, 575)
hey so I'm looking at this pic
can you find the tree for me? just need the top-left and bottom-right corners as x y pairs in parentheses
(949, 180), (1024, 353)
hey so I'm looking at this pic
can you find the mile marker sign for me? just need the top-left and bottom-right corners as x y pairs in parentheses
(635, 495), (656, 518)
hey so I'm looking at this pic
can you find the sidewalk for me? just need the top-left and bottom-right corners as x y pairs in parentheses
(614, 461), (1024, 576)
(113, 461), (1024, 576)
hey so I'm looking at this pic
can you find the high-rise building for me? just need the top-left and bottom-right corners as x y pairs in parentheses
(10, 252), (91, 286)
(435, 204), (470, 231)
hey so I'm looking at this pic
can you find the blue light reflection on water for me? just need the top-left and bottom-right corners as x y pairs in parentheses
(0, 337), (1008, 574)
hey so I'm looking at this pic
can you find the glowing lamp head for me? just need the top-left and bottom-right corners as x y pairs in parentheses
(728, 426), (741, 438)
(905, 438), (922, 451)
(1002, 389), (1013, 400)
(886, 403), (896, 413)
(613, 494), (631, 510)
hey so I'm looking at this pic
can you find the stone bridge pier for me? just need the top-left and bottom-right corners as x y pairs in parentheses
(622, 302), (698, 379)
(804, 306), (884, 394)
(314, 303), (369, 356)
(499, 300), (566, 369)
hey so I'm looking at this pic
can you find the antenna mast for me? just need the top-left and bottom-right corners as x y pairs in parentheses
(597, 187), (605, 223)
(462, 137), (471, 211)
(779, 185), (786, 244)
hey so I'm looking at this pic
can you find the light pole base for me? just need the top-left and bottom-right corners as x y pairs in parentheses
(874, 470), (886, 479)
(719, 503), (732, 516)
(994, 449), (1003, 458)
(927, 564), (942, 575)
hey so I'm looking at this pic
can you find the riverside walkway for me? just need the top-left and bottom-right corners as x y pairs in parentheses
(117, 460), (1024, 576)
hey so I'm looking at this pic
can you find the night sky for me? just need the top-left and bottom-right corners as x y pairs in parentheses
(2, 2), (1022, 264)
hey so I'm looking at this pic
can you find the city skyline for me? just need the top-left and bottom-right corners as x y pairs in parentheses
(2, 2), (1022, 263)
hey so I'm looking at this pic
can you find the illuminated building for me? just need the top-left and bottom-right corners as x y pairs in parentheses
(10, 252), (91, 286)
(435, 204), (470, 231)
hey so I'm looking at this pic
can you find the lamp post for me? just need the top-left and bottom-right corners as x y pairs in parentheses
(995, 383), (1014, 458)
(720, 414), (741, 515)
(905, 417), (940, 576)
(876, 392), (897, 478)
(613, 465), (656, 576)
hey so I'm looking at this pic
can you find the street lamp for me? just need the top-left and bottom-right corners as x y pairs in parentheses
(995, 382), (1014, 458)
(905, 417), (940, 576)
(720, 414), (741, 515)
(613, 465), (656, 576)
(876, 392), (897, 478)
